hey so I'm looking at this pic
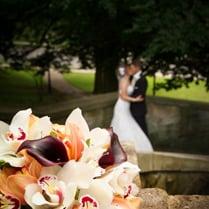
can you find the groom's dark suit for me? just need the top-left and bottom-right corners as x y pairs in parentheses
(130, 73), (148, 136)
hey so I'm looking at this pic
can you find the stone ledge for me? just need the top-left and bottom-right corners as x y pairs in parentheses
(138, 188), (209, 209)
(168, 195), (209, 209)
(137, 151), (209, 172)
(139, 188), (168, 209)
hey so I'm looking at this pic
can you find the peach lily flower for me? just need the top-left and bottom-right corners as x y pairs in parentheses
(66, 108), (111, 166)
(0, 153), (42, 204)
(52, 108), (110, 162)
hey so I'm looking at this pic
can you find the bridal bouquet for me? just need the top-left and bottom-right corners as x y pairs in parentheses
(0, 108), (141, 209)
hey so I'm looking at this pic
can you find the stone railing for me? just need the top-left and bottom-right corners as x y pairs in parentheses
(138, 151), (209, 195)
(1, 92), (209, 155)
(124, 144), (209, 209)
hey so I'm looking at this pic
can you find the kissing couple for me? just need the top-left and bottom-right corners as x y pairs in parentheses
(111, 59), (153, 152)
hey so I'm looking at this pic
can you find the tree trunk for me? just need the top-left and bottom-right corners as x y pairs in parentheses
(153, 74), (156, 96)
(47, 68), (52, 94)
(93, 47), (120, 94)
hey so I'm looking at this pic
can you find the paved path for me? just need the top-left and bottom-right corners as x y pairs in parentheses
(44, 69), (85, 96)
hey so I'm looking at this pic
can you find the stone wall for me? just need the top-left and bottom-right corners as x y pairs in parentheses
(125, 144), (209, 209)
(147, 96), (209, 155)
(137, 152), (209, 195)
(1, 92), (209, 155)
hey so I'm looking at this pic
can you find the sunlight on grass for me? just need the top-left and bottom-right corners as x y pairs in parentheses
(64, 71), (209, 103)
(1, 70), (209, 105)
(147, 77), (209, 103)
(63, 71), (95, 93)
(0, 69), (61, 105)
(0, 70), (39, 103)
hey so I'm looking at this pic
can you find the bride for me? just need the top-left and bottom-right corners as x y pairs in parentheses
(111, 65), (153, 152)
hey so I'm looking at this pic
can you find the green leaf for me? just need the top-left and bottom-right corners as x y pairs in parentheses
(86, 138), (91, 147)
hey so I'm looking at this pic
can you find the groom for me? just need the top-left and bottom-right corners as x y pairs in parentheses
(130, 59), (149, 136)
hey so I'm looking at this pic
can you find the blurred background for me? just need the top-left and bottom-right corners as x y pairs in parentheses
(0, 0), (209, 153)
(0, 0), (209, 196)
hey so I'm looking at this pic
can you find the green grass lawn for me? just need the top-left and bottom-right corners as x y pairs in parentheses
(146, 77), (209, 103)
(64, 71), (209, 103)
(0, 69), (62, 106)
(63, 71), (95, 93)
(1, 70), (209, 106)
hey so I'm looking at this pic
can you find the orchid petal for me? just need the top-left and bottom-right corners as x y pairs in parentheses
(79, 179), (113, 209)
(0, 121), (9, 135)
(41, 165), (61, 177)
(89, 128), (110, 148)
(9, 109), (32, 140)
(63, 183), (77, 208)
(57, 160), (96, 189)
(79, 146), (105, 177)
(28, 116), (52, 140)
(102, 162), (140, 196)
(32, 192), (55, 206)
(104, 162), (140, 181)
(0, 153), (25, 167)
(99, 129), (127, 169)
(0, 138), (20, 156)
(65, 108), (90, 140)
(25, 184), (59, 209)
(0, 123), (24, 167)
(79, 146), (105, 164)
(17, 136), (69, 166)
(24, 184), (42, 209)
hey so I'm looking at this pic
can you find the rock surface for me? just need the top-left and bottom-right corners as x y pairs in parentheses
(138, 188), (168, 209)
(138, 188), (209, 209)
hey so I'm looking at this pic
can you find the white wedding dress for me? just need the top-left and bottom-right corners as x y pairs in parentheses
(111, 85), (153, 152)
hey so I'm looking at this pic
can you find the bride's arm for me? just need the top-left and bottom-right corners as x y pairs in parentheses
(119, 78), (140, 102)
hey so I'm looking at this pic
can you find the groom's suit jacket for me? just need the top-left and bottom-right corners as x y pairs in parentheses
(130, 73), (148, 116)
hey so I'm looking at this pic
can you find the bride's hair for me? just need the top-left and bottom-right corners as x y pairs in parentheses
(116, 64), (129, 80)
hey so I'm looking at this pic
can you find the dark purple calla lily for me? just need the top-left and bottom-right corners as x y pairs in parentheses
(17, 136), (69, 166)
(99, 128), (127, 169)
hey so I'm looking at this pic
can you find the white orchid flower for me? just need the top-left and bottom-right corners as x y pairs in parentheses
(4, 108), (52, 141)
(24, 175), (77, 209)
(8, 108), (32, 141)
(38, 161), (114, 209)
(78, 179), (114, 209)
(0, 192), (21, 209)
(0, 108), (52, 167)
(25, 160), (99, 209)
(40, 160), (97, 189)
(101, 162), (140, 197)
(0, 121), (25, 167)
(57, 160), (97, 189)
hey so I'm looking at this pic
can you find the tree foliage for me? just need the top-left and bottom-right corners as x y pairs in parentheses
(0, 0), (209, 93)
